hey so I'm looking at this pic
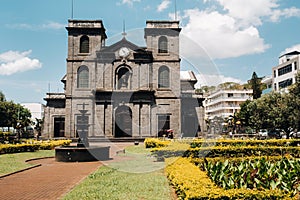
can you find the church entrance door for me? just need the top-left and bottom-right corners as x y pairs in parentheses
(54, 117), (65, 137)
(115, 106), (132, 137)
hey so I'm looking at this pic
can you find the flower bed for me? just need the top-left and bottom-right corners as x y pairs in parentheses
(184, 146), (300, 158)
(151, 144), (300, 159)
(190, 139), (300, 148)
(0, 140), (71, 154)
(199, 157), (300, 196)
(144, 138), (171, 148)
(165, 157), (293, 200)
(143, 138), (300, 199)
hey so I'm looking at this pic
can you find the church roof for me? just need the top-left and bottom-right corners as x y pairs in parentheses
(100, 37), (143, 52)
(61, 74), (66, 83)
(97, 37), (152, 63)
(44, 93), (65, 100)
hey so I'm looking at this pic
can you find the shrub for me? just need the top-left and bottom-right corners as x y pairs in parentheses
(37, 140), (71, 150)
(184, 146), (300, 158)
(190, 139), (300, 148)
(0, 143), (40, 154)
(200, 157), (300, 196)
(165, 157), (292, 200)
(0, 139), (71, 154)
(144, 138), (171, 148)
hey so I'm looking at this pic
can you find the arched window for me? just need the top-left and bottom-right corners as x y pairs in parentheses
(116, 66), (131, 90)
(158, 36), (168, 53)
(77, 66), (89, 88)
(80, 35), (89, 53)
(158, 66), (170, 88)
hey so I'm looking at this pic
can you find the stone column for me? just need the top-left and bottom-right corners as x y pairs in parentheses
(106, 104), (113, 137)
(131, 104), (139, 137)
(140, 104), (150, 137)
(95, 104), (105, 136)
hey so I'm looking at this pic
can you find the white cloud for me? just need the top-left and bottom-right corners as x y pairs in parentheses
(0, 50), (42, 75)
(177, 0), (300, 59)
(216, 0), (300, 26)
(7, 21), (66, 30)
(217, 0), (278, 26)
(181, 9), (269, 59)
(270, 7), (300, 22)
(157, 0), (171, 12)
(280, 44), (300, 56)
(118, 0), (141, 6)
(41, 22), (66, 30)
(195, 73), (243, 88)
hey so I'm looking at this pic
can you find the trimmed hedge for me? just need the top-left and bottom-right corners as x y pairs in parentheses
(0, 140), (71, 154)
(38, 140), (71, 150)
(147, 138), (300, 158)
(191, 155), (296, 165)
(0, 143), (40, 154)
(144, 138), (171, 148)
(190, 139), (300, 148)
(153, 146), (300, 158)
(165, 157), (293, 200)
(183, 146), (300, 158)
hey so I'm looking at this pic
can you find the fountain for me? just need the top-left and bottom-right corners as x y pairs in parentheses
(55, 103), (110, 162)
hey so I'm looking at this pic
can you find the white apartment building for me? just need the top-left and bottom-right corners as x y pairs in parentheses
(204, 89), (253, 119)
(261, 75), (273, 95)
(21, 103), (44, 121)
(273, 51), (300, 92)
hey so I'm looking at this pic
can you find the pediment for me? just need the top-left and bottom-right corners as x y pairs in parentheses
(100, 37), (142, 53)
(96, 37), (152, 63)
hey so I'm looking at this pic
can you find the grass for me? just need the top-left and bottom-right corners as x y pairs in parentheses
(0, 150), (54, 176)
(109, 144), (165, 173)
(63, 144), (174, 200)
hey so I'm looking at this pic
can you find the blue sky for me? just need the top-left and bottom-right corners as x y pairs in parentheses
(1, 0), (300, 103)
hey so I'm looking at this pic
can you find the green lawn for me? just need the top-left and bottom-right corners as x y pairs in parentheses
(0, 150), (54, 176)
(63, 145), (174, 200)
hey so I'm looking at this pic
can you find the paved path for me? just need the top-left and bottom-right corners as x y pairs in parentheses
(0, 142), (133, 200)
(0, 158), (101, 200)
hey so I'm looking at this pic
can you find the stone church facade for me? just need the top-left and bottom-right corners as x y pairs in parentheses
(42, 19), (205, 139)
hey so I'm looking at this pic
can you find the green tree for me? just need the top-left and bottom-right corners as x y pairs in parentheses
(236, 100), (253, 128)
(198, 85), (216, 94)
(287, 71), (300, 131)
(34, 118), (43, 137)
(289, 71), (300, 96)
(0, 91), (5, 102)
(0, 101), (31, 131)
(249, 72), (262, 99)
(218, 82), (244, 90)
(238, 92), (292, 136)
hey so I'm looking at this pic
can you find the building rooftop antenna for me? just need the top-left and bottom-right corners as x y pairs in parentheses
(174, 0), (177, 21)
(71, 0), (74, 19)
(122, 20), (127, 38)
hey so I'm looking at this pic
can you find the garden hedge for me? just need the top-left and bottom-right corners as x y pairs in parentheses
(144, 138), (171, 148)
(190, 139), (300, 148)
(165, 157), (293, 200)
(0, 140), (71, 154)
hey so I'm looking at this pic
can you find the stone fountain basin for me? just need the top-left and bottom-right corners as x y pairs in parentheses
(55, 146), (110, 162)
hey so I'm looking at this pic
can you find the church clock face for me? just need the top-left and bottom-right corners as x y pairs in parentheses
(119, 47), (130, 58)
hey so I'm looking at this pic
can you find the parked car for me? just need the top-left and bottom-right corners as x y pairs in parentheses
(290, 131), (300, 139)
(268, 129), (282, 139)
(258, 129), (268, 138)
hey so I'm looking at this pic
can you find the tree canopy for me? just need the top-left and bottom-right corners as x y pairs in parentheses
(238, 72), (300, 137)
(249, 72), (263, 99)
(0, 91), (5, 102)
(0, 92), (31, 130)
